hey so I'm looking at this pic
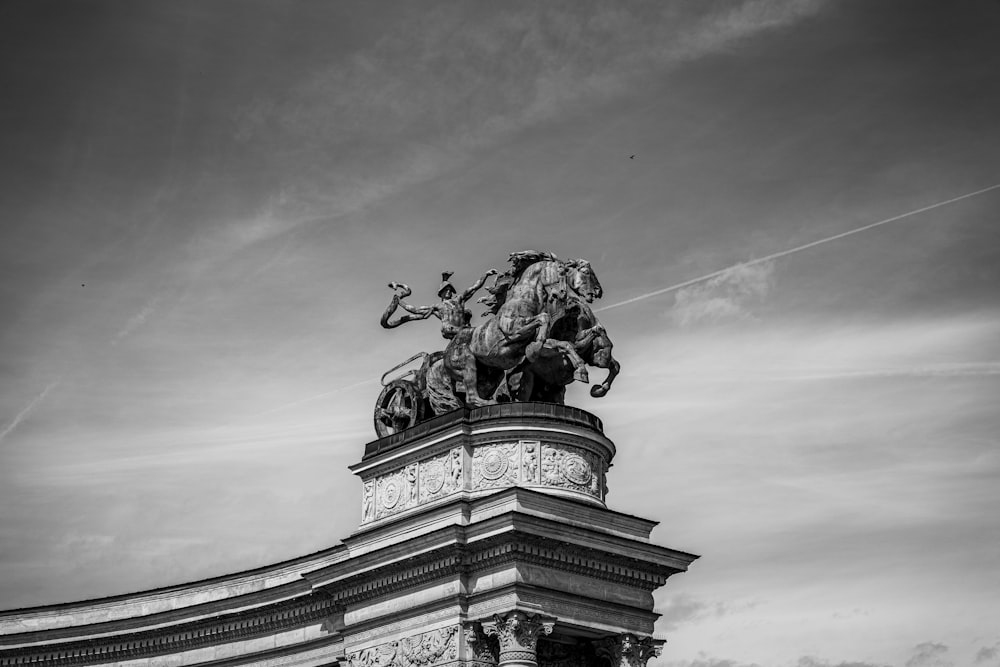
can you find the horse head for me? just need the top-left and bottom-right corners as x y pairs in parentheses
(565, 259), (603, 303)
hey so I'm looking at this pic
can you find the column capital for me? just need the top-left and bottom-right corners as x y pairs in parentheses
(464, 621), (498, 667)
(481, 611), (556, 667)
(594, 634), (664, 667)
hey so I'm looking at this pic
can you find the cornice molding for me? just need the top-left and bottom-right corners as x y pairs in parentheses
(466, 533), (678, 591)
(0, 546), (348, 637)
(321, 547), (467, 606)
(313, 528), (680, 613)
(0, 594), (335, 667)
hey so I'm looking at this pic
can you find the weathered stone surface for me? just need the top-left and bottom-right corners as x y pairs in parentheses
(0, 408), (695, 667)
(482, 612), (554, 667)
(350, 625), (459, 667)
(353, 403), (613, 529)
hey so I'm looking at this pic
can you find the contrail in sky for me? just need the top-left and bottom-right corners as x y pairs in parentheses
(0, 380), (61, 444)
(281, 184), (1000, 406)
(596, 182), (1000, 313)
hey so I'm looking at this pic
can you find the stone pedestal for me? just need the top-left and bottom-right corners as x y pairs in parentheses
(352, 404), (613, 529)
(332, 403), (698, 667)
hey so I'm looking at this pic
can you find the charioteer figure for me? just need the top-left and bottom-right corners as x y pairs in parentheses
(381, 269), (497, 339)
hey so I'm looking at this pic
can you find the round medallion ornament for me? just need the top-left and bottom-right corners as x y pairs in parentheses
(423, 460), (446, 494)
(480, 448), (509, 480)
(561, 453), (593, 486)
(382, 478), (402, 509)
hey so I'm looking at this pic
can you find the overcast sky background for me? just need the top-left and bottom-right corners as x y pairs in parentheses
(1, 2), (999, 666)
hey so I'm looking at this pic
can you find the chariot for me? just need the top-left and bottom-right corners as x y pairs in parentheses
(374, 252), (618, 439)
(373, 351), (442, 437)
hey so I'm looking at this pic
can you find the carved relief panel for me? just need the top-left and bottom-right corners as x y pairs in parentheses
(419, 448), (463, 503)
(540, 443), (603, 501)
(374, 465), (417, 521)
(362, 436), (608, 524)
(521, 440), (540, 484)
(364, 448), (464, 524)
(348, 626), (459, 667)
(472, 442), (520, 491)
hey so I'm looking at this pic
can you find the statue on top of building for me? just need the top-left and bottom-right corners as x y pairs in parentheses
(374, 251), (619, 437)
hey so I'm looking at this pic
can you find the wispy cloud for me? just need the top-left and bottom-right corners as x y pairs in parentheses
(0, 380), (60, 445)
(659, 594), (760, 631)
(671, 261), (775, 326)
(975, 643), (999, 664)
(112, 299), (159, 344)
(905, 643), (952, 667)
(222, 1), (831, 250)
(663, 659), (762, 667)
(797, 657), (891, 667)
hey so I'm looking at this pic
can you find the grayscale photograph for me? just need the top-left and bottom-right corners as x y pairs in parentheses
(0, 2), (998, 667)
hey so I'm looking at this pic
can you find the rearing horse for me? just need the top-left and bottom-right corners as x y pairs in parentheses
(564, 260), (619, 397)
(439, 259), (591, 407)
(511, 259), (619, 400)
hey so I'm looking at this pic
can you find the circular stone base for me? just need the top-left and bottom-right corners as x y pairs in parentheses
(357, 403), (615, 525)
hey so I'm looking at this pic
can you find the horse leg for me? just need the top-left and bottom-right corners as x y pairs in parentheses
(590, 339), (619, 397)
(461, 354), (491, 407)
(514, 369), (535, 402)
(546, 339), (589, 383)
(574, 323), (604, 352)
(522, 313), (551, 363)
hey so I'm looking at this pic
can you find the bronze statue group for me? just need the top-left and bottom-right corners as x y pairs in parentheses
(376, 251), (618, 436)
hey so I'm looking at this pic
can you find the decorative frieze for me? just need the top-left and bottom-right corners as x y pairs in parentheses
(593, 634), (663, 667)
(374, 467), (414, 520)
(521, 440), (540, 484)
(365, 448), (463, 523)
(419, 449), (463, 503)
(472, 443), (520, 490)
(540, 443), (602, 500)
(348, 625), (459, 667)
(360, 434), (610, 525)
(481, 612), (555, 667)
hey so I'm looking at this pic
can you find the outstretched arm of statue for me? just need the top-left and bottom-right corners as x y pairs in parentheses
(397, 302), (435, 317)
(460, 269), (498, 302)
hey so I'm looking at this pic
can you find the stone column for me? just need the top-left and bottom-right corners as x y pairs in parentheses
(464, 621), (498, 667)
(593, 634), (664, 667)
(481, 611), (556, 667)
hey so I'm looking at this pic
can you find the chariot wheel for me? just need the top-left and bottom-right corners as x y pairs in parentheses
(374, 379), (421, 437)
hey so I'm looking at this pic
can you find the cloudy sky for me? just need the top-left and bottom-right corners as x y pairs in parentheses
(1, 1), (999, 666)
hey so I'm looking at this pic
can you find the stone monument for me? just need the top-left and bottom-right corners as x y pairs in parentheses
(0, 251), (697, 667)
